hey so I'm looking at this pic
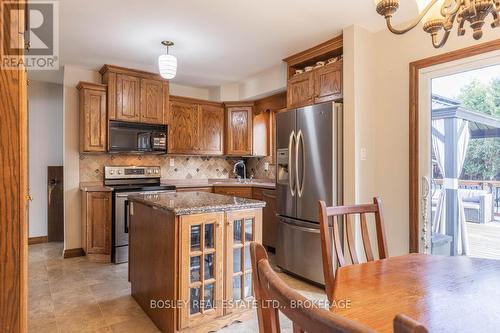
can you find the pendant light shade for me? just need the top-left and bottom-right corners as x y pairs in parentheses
(158, 41), (177, 79)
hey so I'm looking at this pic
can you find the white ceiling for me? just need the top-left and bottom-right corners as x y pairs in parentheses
(56, 0), (419, 87)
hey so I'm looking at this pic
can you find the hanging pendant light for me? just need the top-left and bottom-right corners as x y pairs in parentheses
(158, 41), (177, 79)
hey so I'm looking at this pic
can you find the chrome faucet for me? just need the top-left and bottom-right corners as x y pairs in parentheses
(233, 160), (246, 183)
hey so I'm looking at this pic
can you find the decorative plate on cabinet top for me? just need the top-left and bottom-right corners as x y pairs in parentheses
(295, 69), (304, 75)
(304, 66), (314, 72)
(315, 61), (326, 68)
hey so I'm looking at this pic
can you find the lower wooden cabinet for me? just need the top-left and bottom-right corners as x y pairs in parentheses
(214, 187), (253, 199)
(81, 191), (112, 263)
(177, 209), (262, 329)
(262, 190), (278, 249)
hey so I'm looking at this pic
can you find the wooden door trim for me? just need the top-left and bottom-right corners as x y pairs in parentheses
(409, 39), (500, 253)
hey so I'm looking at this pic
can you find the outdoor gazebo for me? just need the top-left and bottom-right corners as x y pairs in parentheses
(431, 94), (500, 256)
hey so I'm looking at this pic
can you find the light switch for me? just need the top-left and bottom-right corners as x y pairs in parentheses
(360, 148), (367, 161)
(170, 158), (175, 167)
(264, 162), (270, 171)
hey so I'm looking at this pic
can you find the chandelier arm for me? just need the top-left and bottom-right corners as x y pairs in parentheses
(384, 0), (442, 34)
(431, 30), (451, 48)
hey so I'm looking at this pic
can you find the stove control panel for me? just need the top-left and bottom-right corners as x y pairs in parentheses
(104, 166), (161, 180)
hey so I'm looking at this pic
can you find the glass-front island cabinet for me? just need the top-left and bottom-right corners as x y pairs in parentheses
(128, 192), (264, 333)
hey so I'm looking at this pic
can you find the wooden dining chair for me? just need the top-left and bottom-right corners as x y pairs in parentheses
(250, 242), (378, 333)
(318, 197), (388, 302)
(393, 314), (429, 333)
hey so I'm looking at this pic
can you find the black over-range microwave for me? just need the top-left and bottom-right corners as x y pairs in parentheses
(109, 121), (167, 154)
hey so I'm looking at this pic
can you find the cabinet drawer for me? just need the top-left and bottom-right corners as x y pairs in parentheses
(214, 187), (253, 199)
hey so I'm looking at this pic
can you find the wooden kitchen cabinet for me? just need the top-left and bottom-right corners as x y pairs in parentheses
(224, 102), (253, 156)
(100, 65), (169, 125)
(214, 187), (253, 199)
(224, 209), (262, 315)
(262, 190), (278, 250)
(176, 187), (214, 193)
(78, 82), (107, 153)
(140, 78), (169, 124)
(116, 73), (141, 122)
(252, 111), (269, 157)
(179, 212), (224, 329)
(81, 191), (112, 263)
(314, 60), (343, 103)
(168, 98), (200, 154)
(168, 96), (224, 155)
(198, 103), (224, 155)
(287, 71), (315, 108)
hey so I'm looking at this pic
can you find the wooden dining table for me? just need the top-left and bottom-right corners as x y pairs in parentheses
(332, 253), (500, 333)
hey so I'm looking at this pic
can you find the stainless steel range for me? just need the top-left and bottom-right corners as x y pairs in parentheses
(104, 166), (176, 264)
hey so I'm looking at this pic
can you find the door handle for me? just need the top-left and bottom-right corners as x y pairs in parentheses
(295, 130), (305, 197)
(288, 130), (296, 197)
(124, 200), (129, 234)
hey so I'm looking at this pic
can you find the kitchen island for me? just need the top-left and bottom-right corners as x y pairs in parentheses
(128, 191), (265, 333)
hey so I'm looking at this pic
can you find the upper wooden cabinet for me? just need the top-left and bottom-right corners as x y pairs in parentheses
(284, 34), (343, 108)
(198, 103), (224, 155)
(287, 71), (315, 108)
(224, 102), (253, 156)
(140, 78), (169, 124)
(168, 96), (224, 155)
(100, 65), (169, 125)
(314, 60), (343, 103)
(77, 82), (107, 153)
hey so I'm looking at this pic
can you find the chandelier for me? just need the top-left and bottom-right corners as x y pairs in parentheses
(374, 0), (500, 48)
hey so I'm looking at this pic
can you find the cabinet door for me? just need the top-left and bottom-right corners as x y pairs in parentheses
(116, 74), (141, 122)
(198, 104), (224, 155)
(179, 213), (224, 329)
(225, 209), (263, 315)
(168, 100), (199, 154)
(252, 111), (269, 157)
(225, 107), (252, 156)
(262, 190), (277, 249)
(80, 88), (106, 152)
(140, 78), (165, 124)
(86, 192), (111, 255)
(314, 61), (343, 103)
(287, 72), (314, 108)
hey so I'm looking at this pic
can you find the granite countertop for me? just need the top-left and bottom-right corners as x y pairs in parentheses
(162, 179), (276, 189)
(129, 191), (266, 216)
(80, 182), (113, 192)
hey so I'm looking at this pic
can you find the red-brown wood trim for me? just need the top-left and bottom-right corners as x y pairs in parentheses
(63, 248), (85, 258)
(28, 236), (48, 245)
(409, 39), (500, 253)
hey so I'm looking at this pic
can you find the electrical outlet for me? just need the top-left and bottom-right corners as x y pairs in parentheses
(264, 162), (270, 171)
(360, 148), (367, 161)
(169, 158), (175, 167)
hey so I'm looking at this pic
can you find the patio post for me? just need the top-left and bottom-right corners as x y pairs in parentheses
(443, 117), (460, 255)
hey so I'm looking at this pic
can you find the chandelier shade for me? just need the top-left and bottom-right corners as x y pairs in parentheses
(158, 54), (177, 80)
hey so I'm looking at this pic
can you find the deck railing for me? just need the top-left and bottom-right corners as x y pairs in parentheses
(434, 179), (500, 215)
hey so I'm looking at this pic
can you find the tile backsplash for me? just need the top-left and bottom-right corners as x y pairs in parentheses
(80, 154), (243, 182)
(80, 154), (276, 183)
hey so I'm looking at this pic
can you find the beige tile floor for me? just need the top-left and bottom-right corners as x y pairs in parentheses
(29, 242), (326, 333)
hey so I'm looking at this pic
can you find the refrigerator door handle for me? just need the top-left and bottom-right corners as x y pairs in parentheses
(288, 130), (296, 197)
(296, 130), (305, 197)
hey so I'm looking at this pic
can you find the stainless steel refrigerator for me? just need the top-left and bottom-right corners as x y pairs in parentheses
(275, 101), (343, 285)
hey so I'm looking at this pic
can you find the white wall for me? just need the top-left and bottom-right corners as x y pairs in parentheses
(170, 83), (211, 100)
(28, 81), (64, 238)
(63, 66), (101, 251)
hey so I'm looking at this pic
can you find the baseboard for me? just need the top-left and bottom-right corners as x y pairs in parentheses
(28, 236), (48, 245)
(63, 248), (85, 258)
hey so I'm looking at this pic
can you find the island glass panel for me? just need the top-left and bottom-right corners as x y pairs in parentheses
(244, 218), (253, 241)
(190, 287), (201, 314)
(204, 284), (214, 310)
(190, 256), (201, 282)
(232, 276), (242, 301)
(204, 224), (214, 249)
(191, 225), (201, 251)
(243, 273), (252, 298)
(233, 248), (242, 273)
(204, 253), (214, 280)
(233, 220), (242, 244)
(244, 245), (251, 271)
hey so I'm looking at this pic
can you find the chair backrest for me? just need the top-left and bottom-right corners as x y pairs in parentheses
(250, 242), (378, 333)
(393, 314), (429, 333)
(318, 197), (388, 302)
